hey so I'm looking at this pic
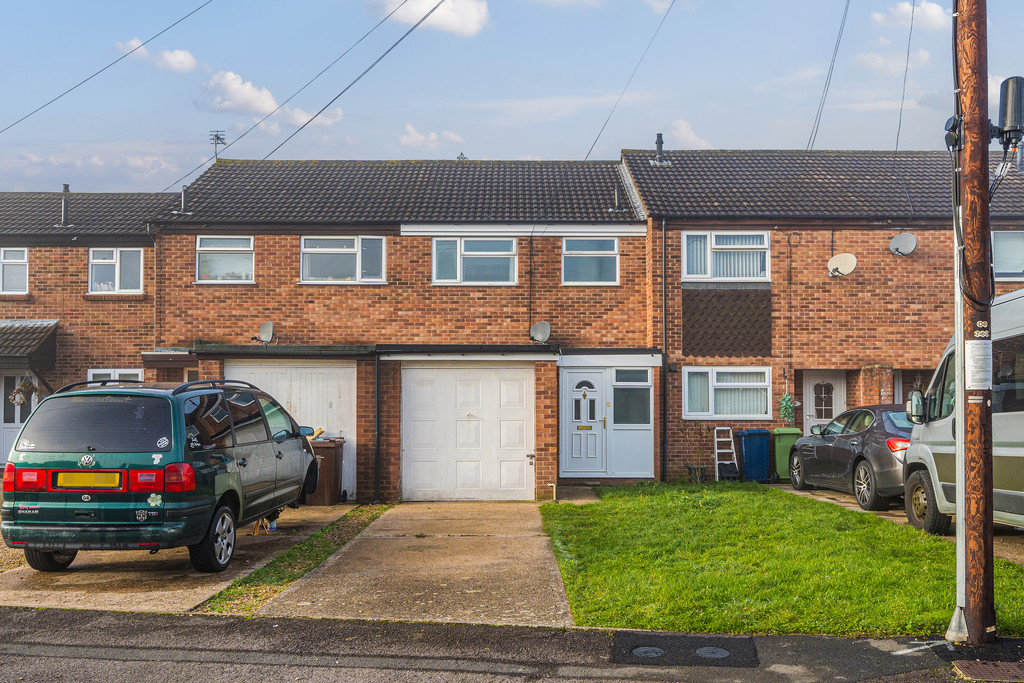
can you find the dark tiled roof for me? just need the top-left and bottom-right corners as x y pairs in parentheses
(0, 319), (58, 358)
(0, 192), (176, 236)
(621, 149), (1024, 220)
(158, 159), (639, 225)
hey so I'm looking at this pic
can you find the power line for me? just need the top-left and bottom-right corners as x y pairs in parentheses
(807, 0), (851, 150)
(0, 1), (214, 137)
(160, 0), (413, 191)
(262, 0), (446, 161)
(889, 0), (917, 220)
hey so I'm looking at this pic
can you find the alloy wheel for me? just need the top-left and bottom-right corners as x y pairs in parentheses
(854, 464), (872, 506)
(212, 512), (235, 565)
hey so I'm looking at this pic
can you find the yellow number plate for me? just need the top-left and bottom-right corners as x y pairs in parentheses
(55, 471), (122, 489)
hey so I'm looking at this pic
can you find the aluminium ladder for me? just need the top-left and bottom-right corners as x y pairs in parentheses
(713, 427), (740, 481)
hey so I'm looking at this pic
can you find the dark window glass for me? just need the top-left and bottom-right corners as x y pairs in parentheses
(17, 395), (172, 453)
(183, 393), (232, 451)
(883, 411), (914, 433)
(846, 411), (874, 433)
(573, 398), (581, 421)
(259, 396), (294, 439)
(614, 387), (651, 425)
(822, 412), (853, 436)
(3, 376), (13, 424)
(993, 333), (1024, 414)
(930, 355), (956, 420)
(225, 390), (268, 444)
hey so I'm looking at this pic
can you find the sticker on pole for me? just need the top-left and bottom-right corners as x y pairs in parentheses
(965, 340), (992, 391)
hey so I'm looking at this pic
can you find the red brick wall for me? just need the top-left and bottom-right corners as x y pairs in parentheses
(0, 245), (154, 393)
(534, 361), (558, 500)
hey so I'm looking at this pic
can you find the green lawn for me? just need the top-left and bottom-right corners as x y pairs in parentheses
(540, 483), (1024, 636)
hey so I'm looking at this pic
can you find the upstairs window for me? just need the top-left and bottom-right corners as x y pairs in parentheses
(87, 369), (144, 382)
(433, 238), (516, 285)
(0, 248), (27, 294)
(993, 231), (1024, 280)
(300, 236), (385, 283)
(562, 238), (618, 285)
(89, 248), (143, 293)
(196, 236), (254, 283)
(683, 231), (769, 281)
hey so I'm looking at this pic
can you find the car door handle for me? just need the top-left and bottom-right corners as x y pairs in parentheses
(276, 451), (284, 459)
(238, 458), (248, 467)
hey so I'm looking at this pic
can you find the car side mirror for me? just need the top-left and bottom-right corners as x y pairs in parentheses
(298, 426), (314, 437)
(273, 429), (291, 443)
(907, 390), (926, 425)
(810, 425), (822, 435)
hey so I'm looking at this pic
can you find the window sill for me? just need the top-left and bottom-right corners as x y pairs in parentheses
(431, 282), (518, 287)
(298, 280), (389, 286)
(84, 293), (146, 301)
(0, 293), (31, 301)
(192, 281), (258, 286)
(683, 415), (772, 421)
(681, 281), (771, 290)
(561, 282), (620, 287)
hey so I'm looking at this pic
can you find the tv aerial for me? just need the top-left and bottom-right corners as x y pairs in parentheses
(889, 233), (918, 256)
(827, 253), (857, 278)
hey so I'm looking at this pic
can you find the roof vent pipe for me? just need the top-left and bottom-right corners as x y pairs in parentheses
(181, 185), (188, 213)
(60, 184), (69, 227)
(649, 133), (671, 166)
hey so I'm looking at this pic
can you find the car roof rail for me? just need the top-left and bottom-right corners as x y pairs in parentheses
(54, 379), (145, 394)
(171, 379), (261, 395)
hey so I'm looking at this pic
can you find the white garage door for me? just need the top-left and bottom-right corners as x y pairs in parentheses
(402, 365), (535, 501)
(225, 360), (357, 499)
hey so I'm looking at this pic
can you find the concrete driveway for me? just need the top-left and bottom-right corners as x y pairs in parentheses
(0, 504), (355, 613)
(259, 502), (575, 627)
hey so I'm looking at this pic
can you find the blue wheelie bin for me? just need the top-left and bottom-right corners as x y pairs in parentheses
(735, 429), (772, 483)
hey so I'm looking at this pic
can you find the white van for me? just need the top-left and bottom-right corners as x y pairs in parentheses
(905, 289), (1024, 534)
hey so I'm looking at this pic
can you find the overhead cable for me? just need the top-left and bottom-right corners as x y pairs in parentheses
(0, 1), (214, 137)
(807, 0), (851, 150)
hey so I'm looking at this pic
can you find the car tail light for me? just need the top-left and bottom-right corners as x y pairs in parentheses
(15, 468), (47, 493)
(128, 469), (165, 493)
(164, 462), (196, 493)
(887, 437), (910, 460)
(2, 463), (14, 493)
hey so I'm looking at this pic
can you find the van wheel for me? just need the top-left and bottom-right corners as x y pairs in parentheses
(905, 470), (952, 535)
(24, 549), (77, 572)
(188, 505), (236, 572)
(853, 460), (891, 511)
(790, 452), (812, 490)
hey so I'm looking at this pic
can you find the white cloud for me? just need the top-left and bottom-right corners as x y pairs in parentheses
(376, 0), (489, 36)
(871, 1), (951, 30)
(203, 71), (278, 115)
(669, 119), (711, 149)
(754, 66), (826, 93)
(837, 99), (921, 112)
(854, 48), (930, 77)
(284, 106), (344, 128)
(473, 92), (651, 125)
(398, 124), (463, 149)
(155, 49), (197, 73)
(116, 37), (148, 58)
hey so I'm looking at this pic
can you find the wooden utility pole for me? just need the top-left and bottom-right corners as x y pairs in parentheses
(955, 0), (996, 645)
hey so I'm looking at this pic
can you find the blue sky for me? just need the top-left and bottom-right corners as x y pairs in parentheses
(0, 0), (1021, 192)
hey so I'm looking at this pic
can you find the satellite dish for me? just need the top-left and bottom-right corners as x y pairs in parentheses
(827, 253), (857, 278)
(529, 321), (551, 344)
(257, 321), (275, 343)
(889, 232), (918, 256)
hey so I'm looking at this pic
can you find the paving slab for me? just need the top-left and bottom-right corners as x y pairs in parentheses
(0, 504), (355, 613)
(259, 501), (574, 627)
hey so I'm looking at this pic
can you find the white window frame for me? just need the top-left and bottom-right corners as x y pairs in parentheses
(432, 237), (518, 286)
(682, 230), (770, 282)
(195, 236), (255, 284)
(682, 366), (772, 419)
(561, 237), (619, 285)
(299, 236), (386, 284)
(0, 248), (28, 294)
(611, 367), (652, 427)
(993, 231), (1024, 281)
(88, 248), (144, 293)
(87, 369), (144, 382)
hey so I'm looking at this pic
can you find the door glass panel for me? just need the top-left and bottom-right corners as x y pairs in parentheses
(613, 387), (650, 425)
(183, 393), (232, 451)
(3, 376), (13, 424)
(588, 398), (596, 421)
(225, 391), (268, 444)
(573, 398), (581, 421)
(814, 382), (835, 420)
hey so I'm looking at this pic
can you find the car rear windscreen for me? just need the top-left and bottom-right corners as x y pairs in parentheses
(16, 395), (173, 453)
(883, 411), (913, 434)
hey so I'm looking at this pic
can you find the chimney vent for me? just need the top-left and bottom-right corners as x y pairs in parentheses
(58, 184), (71, 228)
(649, 133), (671, 166)
(171, 185), (194, 216)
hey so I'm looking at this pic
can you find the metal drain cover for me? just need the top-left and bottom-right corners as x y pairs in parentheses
(611, 632), (758, 668)
(696, 646), (731, 659)
(954, 660), (1024, 682)
(632, 646), (666, 658)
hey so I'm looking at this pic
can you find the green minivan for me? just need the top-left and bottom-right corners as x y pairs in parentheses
(1, 379), (318, 573)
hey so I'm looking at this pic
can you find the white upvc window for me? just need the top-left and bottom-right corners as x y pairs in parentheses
(195, 236), (254, 283)
(993, 231), (1024, 280)
(683, 366), (771, 419)
(89, 248), (143, 293)
(87, 369), (144, 382)
(300, 236), (385, 283)
(0, 248), (28, 294)
(433, 237), (517, 285)
(562, 238), (619, 285)
(612, 368), (652, 426)
(682, 231), (770, 282)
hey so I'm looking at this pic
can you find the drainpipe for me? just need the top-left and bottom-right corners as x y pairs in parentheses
(660, 217), (668, 482)
(373, 351), (382, 504)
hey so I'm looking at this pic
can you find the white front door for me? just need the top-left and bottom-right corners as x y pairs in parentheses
(401, 365), (535, 501)
(561, 369), (606, 475)
(802, 370), (846, 436)
(225, 360), (357, 499)
(2, 373), (33, 463)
